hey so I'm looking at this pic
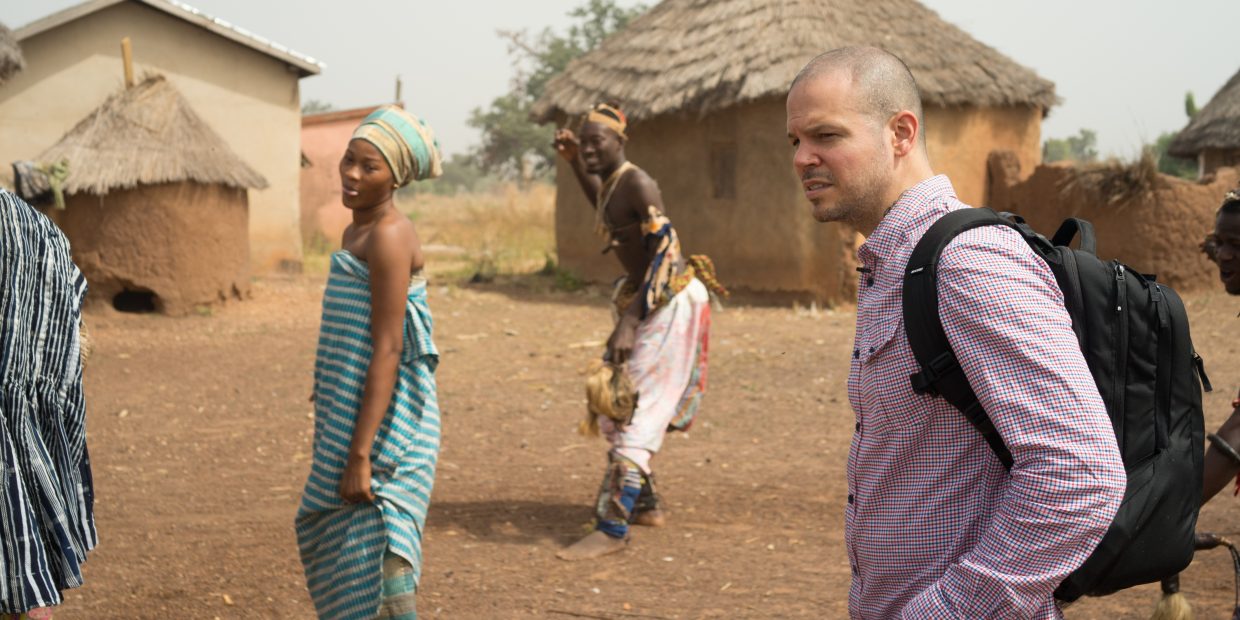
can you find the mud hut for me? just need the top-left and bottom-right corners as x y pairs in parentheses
(39, 73), (267, 315)
(4, 0), (322, 272)
(1169, 67), (1240, 178)
(533, 0), (1056, 304)
(0, 22), (23, 85)
(987, 151), (1238, 292)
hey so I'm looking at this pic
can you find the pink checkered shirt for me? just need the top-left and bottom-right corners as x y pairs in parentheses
(845, 176), (1126, 619)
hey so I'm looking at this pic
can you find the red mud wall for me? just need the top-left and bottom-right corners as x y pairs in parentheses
(47, 182), (251, 315)
(987, 155), (1239, 292)
(300, 107), (379, 249)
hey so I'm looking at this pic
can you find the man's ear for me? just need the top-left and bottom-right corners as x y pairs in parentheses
(890, 110), (919, 157)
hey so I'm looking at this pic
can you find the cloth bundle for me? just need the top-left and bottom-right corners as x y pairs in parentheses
(580, 359), (638, 436)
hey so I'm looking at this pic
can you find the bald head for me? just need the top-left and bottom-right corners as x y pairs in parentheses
(791, 46), (925, 147)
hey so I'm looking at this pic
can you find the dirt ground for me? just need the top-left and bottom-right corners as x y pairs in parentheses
(56, 271), (1240, 619)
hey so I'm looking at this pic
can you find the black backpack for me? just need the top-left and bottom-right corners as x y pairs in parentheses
(901, 207), (1211, 602)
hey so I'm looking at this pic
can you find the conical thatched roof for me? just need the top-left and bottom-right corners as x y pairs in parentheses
(1169, 67), (1240, 157)
(0, 22), (24, 85)
(532, 0), (1058, 123)
(40, 74), (268, 195)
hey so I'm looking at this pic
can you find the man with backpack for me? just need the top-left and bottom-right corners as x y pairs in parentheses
(786, 46), (1126, 618)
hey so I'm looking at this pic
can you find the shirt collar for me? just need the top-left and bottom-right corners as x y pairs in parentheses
(858, 175), (957, 265)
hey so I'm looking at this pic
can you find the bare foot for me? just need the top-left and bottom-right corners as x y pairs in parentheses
(632, 509), (666, 527)
(556, 530), (627, 561)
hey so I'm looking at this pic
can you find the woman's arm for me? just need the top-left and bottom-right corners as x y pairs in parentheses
(339, 221), (415, 504)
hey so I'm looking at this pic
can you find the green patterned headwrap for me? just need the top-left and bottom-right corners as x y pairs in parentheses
(351, 105), (443, 187)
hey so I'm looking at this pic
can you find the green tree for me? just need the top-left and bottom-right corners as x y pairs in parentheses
(1140, 91), (1199, 180)
(469, 0), (646, 183)
(398, 154), (499, 197)
(301, 99), (335, 114)
(1148, 131), (1197, 179)
(1042, 129), (1098, 163)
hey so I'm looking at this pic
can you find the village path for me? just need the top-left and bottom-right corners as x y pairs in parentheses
(58, 274), (1240, 619)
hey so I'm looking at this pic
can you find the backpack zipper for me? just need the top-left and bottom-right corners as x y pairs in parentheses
(1113, 263), (1128, 446)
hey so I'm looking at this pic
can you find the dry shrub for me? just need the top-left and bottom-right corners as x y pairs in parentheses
(1058, 149), (1164, 206)
(398, 183), (556, 278)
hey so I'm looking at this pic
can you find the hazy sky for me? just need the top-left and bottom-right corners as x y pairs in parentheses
(4, 0), (1236, 159)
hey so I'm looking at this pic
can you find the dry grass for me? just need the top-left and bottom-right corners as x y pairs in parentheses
(41, 74), (267, 194)
(1058, 148), (1166, 206)
(0, 22), (24, 85)
(401, 182), (557, 279)
(300, 183), (559, 282)
(534, 0), (1057, 123)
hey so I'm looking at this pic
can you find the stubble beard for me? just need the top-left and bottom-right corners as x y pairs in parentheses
(810, 166), (892, 230)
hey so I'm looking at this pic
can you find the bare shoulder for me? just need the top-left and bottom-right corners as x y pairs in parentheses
(364, 212), (417, 266)
(623, 166), (663, 206)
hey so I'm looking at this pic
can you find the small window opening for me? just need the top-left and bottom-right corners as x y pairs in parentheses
(710, 142), (737, 200)
(113, 289), (158, 313)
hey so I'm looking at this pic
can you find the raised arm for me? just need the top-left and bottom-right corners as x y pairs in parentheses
(554, 128), (602, 206)
(339, 221), (416, 504)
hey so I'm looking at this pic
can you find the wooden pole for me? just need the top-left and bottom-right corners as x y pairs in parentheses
(120, 37), (134, 88)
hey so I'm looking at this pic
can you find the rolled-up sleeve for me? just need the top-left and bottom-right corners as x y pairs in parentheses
(900, 227), (1126, 618)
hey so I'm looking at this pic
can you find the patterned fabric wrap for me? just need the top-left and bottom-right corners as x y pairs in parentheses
(628, 208), (728, 319)
(352, 105), (443, 187)
(296, 250), (440, 620)
(0, 190), (96, 614)
(592, 454), (654, 539)
(846, 176), (1125, 619)
(585, 103), (627, 140)
(376, 552), (418, 620)
(600, 279), (712, 473)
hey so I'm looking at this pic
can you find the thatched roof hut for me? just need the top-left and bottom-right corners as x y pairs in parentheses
(533, 0), (1057, 305)
(43, 73), (267, 194)
(0, 22), (24, 85)
(1169, 67), (1240, 177)
(40, 74), (265, 315)
(533, 0), (1056, 122)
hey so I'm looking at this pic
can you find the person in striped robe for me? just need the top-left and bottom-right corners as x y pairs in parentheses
(0, 190), (96, 619)
(295, 105), (443, 620)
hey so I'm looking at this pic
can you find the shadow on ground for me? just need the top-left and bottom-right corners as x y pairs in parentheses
(428, 500), (588, 547)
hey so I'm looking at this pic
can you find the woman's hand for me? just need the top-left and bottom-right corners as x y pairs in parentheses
(607, 317), (638, 364)
(554, 128), (580, 163)
(339, 453), (376, 504)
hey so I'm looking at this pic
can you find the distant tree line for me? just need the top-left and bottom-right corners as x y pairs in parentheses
(1042, 92), (1198, 179)
(468, 0), (647, 185)
(302, 1), (646, 194)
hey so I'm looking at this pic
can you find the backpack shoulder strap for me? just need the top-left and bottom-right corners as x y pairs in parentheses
(902, 207), (1016, 470)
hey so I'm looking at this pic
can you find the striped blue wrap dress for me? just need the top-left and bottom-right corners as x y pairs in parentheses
(296, 250), (440, 620)
(0, 190), (96, 613)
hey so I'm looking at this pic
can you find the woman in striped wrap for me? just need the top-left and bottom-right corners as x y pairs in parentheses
(295, 105), (443, 620)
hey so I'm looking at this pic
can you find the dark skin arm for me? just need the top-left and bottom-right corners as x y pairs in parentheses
(553, 128), (602, 206)
(1202, 402), (1240, 504)
(605, 173), (667, 364)
(338, 219), (418, 504)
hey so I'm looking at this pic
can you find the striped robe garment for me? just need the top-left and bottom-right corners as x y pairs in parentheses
(296, 250), (440, 620)
(0, 190), (96, 613)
